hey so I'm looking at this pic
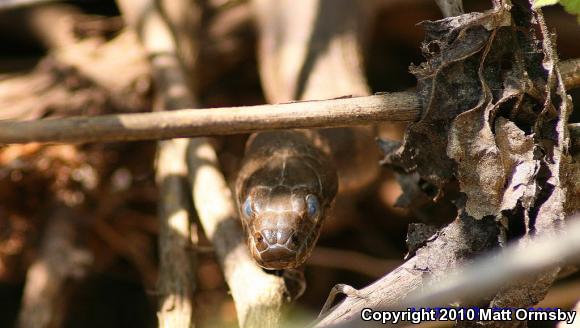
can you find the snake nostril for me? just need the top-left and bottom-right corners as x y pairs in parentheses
(254, 232), (268, 251)
(290, 234), (299, 246)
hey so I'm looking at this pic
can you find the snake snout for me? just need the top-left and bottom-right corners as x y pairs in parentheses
(255, 228), (298, 250)
(253, 228), (300, 268)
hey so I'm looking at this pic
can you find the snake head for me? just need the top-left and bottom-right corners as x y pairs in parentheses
(241, 187), (328, 269)
(236, 153), (338, 270)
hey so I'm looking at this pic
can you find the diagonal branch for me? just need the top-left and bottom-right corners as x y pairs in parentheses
(315, 215), (580, 327)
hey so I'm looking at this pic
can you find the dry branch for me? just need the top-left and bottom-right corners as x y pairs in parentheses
(116, 0), (199, 327)
(17, 206), (91, 328)
(0, 93), (428, 143)
(317, 3), (579, 326)
(401, 215), (580, 310)
(186, 141), (288, 327)
(2, 92), (580, 153)
(314, 216), (499, 327)
(156, 139), (196, 328)
(316, 215), (580, 327)
(0, 56), (578, 144)
(116, 0), (289, 327)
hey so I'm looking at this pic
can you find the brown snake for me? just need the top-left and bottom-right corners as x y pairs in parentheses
(236, 0), (379, 270)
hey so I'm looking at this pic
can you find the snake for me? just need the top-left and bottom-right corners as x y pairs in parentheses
(235, 0), (378, 270)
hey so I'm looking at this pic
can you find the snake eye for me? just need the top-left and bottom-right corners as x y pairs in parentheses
(305, 194), (319, 218)
(243, 198), (254, 218)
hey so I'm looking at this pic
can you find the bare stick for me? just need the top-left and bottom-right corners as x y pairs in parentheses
(17, 206), (91, 328)
(186, 140), (288, 327)
(2, 93), (580, 154)
(116, 0), (197, 327)
(316, 215), (580, 327)
(401, 216), (580, 309)
(0, 54), (578, 145)
(314, 216), (499, 327)
(0, 93), (420, 144)
(156, 138), (196, 328)
(116, 0), (289, 327)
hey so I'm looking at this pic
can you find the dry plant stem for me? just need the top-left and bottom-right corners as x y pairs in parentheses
(116, 0), (197, 327)
(0, 92), (420, 143)
(0, 55), (578, 144)
(186, 141), (288, 328)
(117, 0), (288, 327)
(17, 206), (91, 328)
(316, 215), (580, 327)
(400, 216), (580, 309)
(3, 92), (580, 154)
(156, 139), (196, 328)
(314, 215), (500, 325)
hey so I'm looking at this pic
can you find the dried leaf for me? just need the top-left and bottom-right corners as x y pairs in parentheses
(381, 0), (576, 311)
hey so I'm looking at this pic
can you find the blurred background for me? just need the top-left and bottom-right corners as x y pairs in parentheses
(0, 0), (578, 327)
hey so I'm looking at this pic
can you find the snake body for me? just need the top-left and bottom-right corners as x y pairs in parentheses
(236, 0), (378, 269)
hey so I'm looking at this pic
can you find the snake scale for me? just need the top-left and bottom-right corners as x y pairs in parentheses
(236, 0), (379, 269)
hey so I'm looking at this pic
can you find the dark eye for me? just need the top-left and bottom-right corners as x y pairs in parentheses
(305, 194), (319, 218)
(243, 198), (254, 218)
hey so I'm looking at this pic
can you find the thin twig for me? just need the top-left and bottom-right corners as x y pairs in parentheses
(1, 54), (578, 144)
(2, 94), (580, 156)
(17, 206), (92, 328)
(155, 139), (196, 328)
(0, 92), (420, 144)
(186, 140), (289, 327)
(116, 0), (199, 327)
